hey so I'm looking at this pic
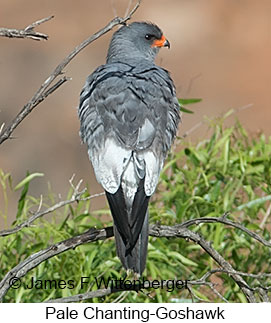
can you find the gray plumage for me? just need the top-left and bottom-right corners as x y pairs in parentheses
(78, 22), (180, 275)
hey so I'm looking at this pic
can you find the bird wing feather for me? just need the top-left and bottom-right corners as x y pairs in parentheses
(78, 61), (180, 195)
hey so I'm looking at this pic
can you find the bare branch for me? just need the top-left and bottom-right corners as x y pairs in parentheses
(178, 214), (271, 248)
(47, 288), (113, 303)
(2, 222), (268, 302)
(0, 1), (141, 145)
(0, 16), (53, 41)
(150, 225), (257, 302)
(0, 227), (113, 300)
(0, 184), (104, 237)
(24, 16), (53, 33)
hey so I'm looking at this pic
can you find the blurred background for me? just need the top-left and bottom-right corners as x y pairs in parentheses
(0, 0), (270, 226)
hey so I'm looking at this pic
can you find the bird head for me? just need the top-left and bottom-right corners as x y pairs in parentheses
(107, 21), (170, 63)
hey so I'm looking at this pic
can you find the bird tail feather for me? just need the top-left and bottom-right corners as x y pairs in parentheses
(106, 179), (149, 275)
(114, 211), (149, 275)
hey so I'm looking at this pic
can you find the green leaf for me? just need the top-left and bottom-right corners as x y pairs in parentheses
(14, 173), (44, 191)
(236, 195), (271, 210)
(180, 106), (194, 114)
(178, 98), (202, 114)
(16, 171), (30, 219)
(178, 98), (202, 105)
(168, 251), (198, 267)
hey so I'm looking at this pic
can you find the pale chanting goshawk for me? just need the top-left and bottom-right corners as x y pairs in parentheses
(78, 22), (181, 275)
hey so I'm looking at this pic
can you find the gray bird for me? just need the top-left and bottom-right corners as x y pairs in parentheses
(78, 22), (180, 275)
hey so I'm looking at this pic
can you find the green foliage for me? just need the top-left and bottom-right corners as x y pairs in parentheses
(0, 116), (271, 303)
(178, 98), (202, 114)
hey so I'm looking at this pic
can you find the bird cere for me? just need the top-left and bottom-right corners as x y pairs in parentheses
(78, 22), (181, 275)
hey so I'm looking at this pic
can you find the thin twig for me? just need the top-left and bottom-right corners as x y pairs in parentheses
(180, 103), (254, 140)
(185, 73), (202, 96)
(124, 0), (133, 17)
(179, 215), (271, 247)
(0, 1), (141, 145)
(181, 121), (203, 139)
(0, 16), (53, 41)
(25, 16), (53, 32)
(260, 203), (271, 229)
(0, 123), (5, 136)
(0, 185), (104, 237)
(46, 288), (113, 303)
(198, 268), (271, 279)
(110, 0), (118, 18)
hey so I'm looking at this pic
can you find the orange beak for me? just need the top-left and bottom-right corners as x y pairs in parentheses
(151, 35), (170, 48)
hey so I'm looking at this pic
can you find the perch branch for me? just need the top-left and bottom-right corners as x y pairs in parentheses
(0, 0), (141, 145)
(1, 223), (268, 302)
(0, 16), (53, 41)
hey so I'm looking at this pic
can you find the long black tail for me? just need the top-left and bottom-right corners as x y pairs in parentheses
(106, 179), (149, 275)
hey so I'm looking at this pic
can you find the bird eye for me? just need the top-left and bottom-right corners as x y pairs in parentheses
(145, 34), (155, 40)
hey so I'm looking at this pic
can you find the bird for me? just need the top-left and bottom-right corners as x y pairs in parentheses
(78, 21), (181, 275)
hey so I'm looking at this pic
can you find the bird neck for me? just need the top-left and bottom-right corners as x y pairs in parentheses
(106, 37), (157, 64)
